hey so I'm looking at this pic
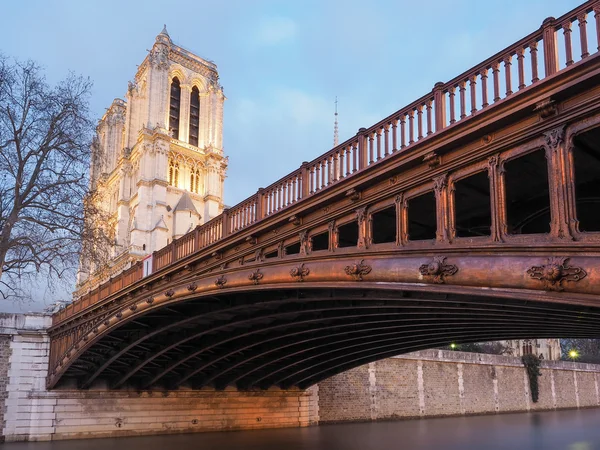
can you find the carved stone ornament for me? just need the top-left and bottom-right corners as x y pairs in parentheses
(289, 215), (301, 226)
(423, 151), (440, 168)
(165, 289), (175, 298)
(130, 304), (138, 312)
(149, 44), (169, 70)
(187, 282), (198, 292)
(290, 263), (310, 282)
(527, 257), (586, 291)
(146, 296), (154, 304)
(346, 188), (360, 202)
(543, 127), (564, 151)
(419, 256), (458, 284)
(215, 276), (227, 289)
(534, 99), (557, 119)
(356, 207), (367, 225)
(344, 260), (372, 281)
(248, 269), (264, 285)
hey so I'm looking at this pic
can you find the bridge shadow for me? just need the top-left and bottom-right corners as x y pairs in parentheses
(57, 285), (600, 391)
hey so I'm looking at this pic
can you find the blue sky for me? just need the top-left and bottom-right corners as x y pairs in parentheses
(0, 0), (584, 311)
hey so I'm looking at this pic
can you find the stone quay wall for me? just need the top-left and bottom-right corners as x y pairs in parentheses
(0, 314), (318, 442)
(317, 349), (600, 423)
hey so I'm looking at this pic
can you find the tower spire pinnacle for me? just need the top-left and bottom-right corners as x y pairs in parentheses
(333, 96), (339, 147)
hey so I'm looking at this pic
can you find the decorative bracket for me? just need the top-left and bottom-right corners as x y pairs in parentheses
(344, 260), (372, 281)
(246, 236), (257, 245)
(423, 151), (440, 168)
(215, 275), (227, 289)
(527, 257), (586, 291)
(165, 289), (175, 298)
(534, 98), (557, 119)
(187, 282), (198, 292)
(419, 256), (458, 284)
(345, 188), (360, 202)
(290, 263), (310, 282)
(248, 269), (264, 285)
(289, 215), (301, 226)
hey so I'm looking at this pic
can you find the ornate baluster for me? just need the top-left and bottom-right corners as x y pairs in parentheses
(314, 164), (320, 191)
(449, 86), (456, 124)
(292, 176), (297, 202)
(400, 116), (407, 148)
(345, 147), (351, 176)
(408, 110), (415, 145)
(426, 101), (433, 135)
(333, 152), (338, 182)
(504, 55), (513, 96)
(353, 142), (358, 172)
(530, 41), (539, 82)
(309, 166), (315, 194)
(384, 123), (390, 155)
(368, 132), (375, 164)
(517, 48), (526, 89)
(391, 119), (398, 152)
(563, 21), (574, 66)
(276, 185), (281, 211)
(578, 13), (590, 58)
(480, 69), (489, 107)
(492, 62), (501, 101)
(417, 104), (423, 139)
(329, 155), (334, 184)
(376, 128), (382, 160)
(469, 75), (477, 114)
(459, 80), (467, 119)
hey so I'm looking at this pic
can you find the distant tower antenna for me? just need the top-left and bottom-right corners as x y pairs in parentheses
(333, 97), (339, 147)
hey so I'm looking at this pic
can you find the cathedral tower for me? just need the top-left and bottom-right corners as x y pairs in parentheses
(78, 26), (227, 287)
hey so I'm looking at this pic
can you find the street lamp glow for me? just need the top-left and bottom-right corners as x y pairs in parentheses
(569, 350), (579, 359)
(450, 343), (457, 349)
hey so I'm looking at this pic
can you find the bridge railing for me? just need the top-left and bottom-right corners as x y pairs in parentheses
(55, 0), (600, 327)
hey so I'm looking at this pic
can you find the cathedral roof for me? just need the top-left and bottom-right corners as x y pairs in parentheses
(174, 192), (199, 215)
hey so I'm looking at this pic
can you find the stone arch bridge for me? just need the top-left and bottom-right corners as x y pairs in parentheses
(49, 1), (600, 390)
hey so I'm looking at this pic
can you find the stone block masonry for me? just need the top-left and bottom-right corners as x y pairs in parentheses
(318, 350), (600, 423)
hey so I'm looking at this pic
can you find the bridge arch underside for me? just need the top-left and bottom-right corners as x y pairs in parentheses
(58, 286), (600, 391)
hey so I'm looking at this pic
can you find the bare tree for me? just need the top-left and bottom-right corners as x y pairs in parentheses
(0, 55), (110, 301)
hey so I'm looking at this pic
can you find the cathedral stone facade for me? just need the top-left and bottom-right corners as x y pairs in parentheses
(77, 27), (227, 288)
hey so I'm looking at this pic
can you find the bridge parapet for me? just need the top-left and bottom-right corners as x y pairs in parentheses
(59, 0), (600, 326)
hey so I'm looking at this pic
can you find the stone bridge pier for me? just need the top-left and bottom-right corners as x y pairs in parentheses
(0, 313), (318, 442)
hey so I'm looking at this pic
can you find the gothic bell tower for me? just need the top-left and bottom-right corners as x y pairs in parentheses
(78, 26), (227, 288)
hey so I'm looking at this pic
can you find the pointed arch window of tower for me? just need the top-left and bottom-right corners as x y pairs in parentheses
(190, 168), (201, 193)
(189, 86), (200, 146)
(168, 158), (179, 187)
(169, 78), (181, 139)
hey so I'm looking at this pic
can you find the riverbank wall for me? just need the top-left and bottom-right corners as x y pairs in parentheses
(317, 349), (600, 423)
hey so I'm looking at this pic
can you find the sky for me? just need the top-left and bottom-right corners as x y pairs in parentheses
(0, 0), (585, 312)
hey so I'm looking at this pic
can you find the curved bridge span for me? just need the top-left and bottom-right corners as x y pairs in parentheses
(49, 0), (600, 389)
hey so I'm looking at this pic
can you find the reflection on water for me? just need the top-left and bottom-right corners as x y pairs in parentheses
(4, 408), (600, 450)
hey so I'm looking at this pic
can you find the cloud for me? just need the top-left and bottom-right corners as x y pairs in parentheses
(255, 16), (297, 46)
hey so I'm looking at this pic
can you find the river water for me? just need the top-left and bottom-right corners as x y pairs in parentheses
(4, 408), (600, 450)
